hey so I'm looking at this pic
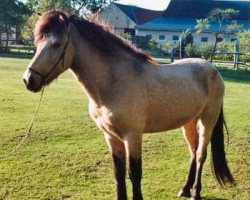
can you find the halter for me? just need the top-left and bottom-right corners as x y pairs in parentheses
(29, 34), (70, 84)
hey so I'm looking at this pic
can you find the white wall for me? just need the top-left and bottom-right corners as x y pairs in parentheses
(194, 32), (216, 46)
(136, 29), (238, 46)
(98, 3), (136, 33)
(137, 29), (218, 46)
(136, 30), (181, 45)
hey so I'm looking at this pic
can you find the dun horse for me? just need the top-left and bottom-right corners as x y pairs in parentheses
(23, 10), (235, 200)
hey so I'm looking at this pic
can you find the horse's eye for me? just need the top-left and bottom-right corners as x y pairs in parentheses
(52, 43), (61, 48)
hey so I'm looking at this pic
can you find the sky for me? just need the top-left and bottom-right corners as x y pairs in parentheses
(20, 0), (250, 11)
(116, 0), (250, 11)
(117, 0), (170, 10)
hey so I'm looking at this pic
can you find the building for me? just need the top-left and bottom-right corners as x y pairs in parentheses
(136, 0), (250, 46)
(0, 27), (16, 43)
(98, 2), (163, 34)
(99, 0), (250, 47)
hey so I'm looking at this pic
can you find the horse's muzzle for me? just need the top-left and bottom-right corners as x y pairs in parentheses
(23, 69), (43, 93)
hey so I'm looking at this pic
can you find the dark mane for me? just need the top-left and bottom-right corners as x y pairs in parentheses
(35, 10), (156, 64)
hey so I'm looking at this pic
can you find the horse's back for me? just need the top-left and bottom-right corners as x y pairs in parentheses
(157, 58), (224, 97)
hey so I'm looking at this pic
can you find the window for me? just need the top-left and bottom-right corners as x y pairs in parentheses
(172, 35), (179, 41)
(124, 28), (135, 35)
(201, 37), (208, 42)
(159, 35), (165, 40)
(217, 37), (223, 42)
(146, 34), (152, 39)
(231, 38), (237, 42)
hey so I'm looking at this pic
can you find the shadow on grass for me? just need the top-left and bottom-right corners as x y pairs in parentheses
(217, 67), (250, 84)
(202, 196), (229, 200)
(0, 52), (33, 59)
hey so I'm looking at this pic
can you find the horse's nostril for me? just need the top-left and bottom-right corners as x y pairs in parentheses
(29, 75), (35, 87)
(23, 78), (28, 85)
(23, 74), (36, 88)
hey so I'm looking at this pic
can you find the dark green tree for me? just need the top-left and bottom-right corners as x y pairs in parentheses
(0, 0), (30, 51)
(22, 0), (117, 40)
(180, 29), (193, 57)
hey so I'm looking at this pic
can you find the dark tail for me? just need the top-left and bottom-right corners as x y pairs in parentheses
(211, 106), (236, 187)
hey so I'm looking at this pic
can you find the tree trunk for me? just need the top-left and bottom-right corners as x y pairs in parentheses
(210, 33), (219, 63)
(5, 25), (9, 52)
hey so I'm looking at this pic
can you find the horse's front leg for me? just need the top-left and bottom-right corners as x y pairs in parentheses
(178, 120), (198, 198)
(105, 133), (127, 200)
(124, 133), (143, 200)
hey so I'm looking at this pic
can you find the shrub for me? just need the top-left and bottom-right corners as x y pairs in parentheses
(146, 38), (168, 57)
(237, 30), (250, 53)
(217, 41), (234, 53)
(239, 55), (250, 63)
(161, 41), (172, 53)
(214, 41), (234, 60)
(185, 44), (201, 58)
(0, 41), (3, 53)
(199, 43), (214, 59)
(148, 38), (158, 51)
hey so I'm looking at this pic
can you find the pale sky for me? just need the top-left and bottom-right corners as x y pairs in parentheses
(117, 0), (250, 11)
(21, 0), (250, 11)
(117, 0), (170, 10)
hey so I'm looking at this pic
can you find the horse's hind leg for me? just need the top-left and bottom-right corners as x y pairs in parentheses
(178, 119), (199, 198)
(191, 106), (221, 200)
(105, 133), (127, 200)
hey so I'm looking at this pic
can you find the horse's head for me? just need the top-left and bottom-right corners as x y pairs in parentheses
(23, 10), (72, 92)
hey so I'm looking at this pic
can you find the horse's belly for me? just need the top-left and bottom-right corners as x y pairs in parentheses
(143, 91), (206, 133)
(144, 113), (195, 133)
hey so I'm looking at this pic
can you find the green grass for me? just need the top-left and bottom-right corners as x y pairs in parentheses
(0, 53), (249, 200)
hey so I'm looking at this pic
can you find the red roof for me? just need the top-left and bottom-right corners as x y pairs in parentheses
(115, 3), (163, 25)
(135, 10), (164, 24)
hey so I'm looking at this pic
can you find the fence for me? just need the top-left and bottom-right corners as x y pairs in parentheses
(0, 40), (34, 54)
(210, 40), (250, 69)
(167, 40), (250, 69)
(1, 38), (250, 69)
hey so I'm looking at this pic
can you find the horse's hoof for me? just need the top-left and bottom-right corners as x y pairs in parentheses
(177, 189), (191, 198)
(190, 195), (201, 200)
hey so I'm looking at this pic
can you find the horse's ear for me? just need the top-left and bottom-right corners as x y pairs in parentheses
(89, 11), (100, 23)
(59, 12), (69, 27)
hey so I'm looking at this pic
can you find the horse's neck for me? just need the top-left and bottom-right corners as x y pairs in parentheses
(69, 29), (113, 104)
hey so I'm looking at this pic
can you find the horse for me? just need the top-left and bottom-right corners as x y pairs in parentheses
(23, 10), (235, 200)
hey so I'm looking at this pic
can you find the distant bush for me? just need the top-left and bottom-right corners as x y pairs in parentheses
(0, 41), (3, 53)
(199, 43), (214, 59)
(237, 30), (250, 53)
(161, 41), (172, 53)
(214, 41), (234, 61)
(147, 38), (168, 57)
(185, 44), (201, 58)
(239, 54), (250, 63)
(148, 38), (158, 50)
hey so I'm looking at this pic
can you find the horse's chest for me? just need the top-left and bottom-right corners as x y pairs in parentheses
(88, 105), (124, 138)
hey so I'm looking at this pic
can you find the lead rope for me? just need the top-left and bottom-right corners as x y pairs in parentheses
(0, 33), (70, 159)
(0, 86), (45, 159)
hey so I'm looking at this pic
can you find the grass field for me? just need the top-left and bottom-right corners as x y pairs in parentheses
(0, 54), (249, 200)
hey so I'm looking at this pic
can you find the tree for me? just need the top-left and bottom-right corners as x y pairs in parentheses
(180, 29), (193, 57)
(196, 8), (242, 61)
(0, 0), (30, 51)
(22, 0), (117, 41)
(237, 30), (250, 53)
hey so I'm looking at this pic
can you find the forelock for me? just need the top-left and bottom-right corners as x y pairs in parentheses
(34, 10), (68, 45)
